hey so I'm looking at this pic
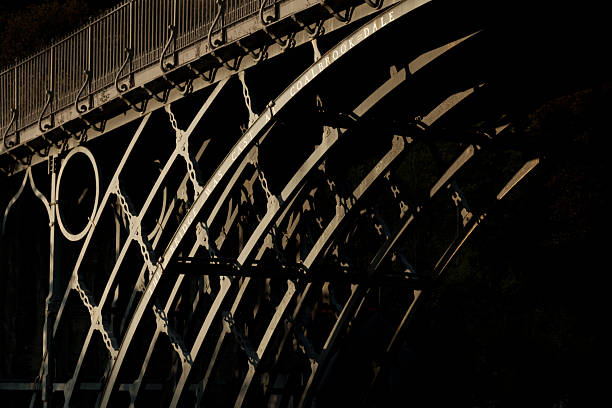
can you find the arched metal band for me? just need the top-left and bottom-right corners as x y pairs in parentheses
(2, 167), (52, 235)
(55, 146), (100, 242)
(296, 86), (485, 406)
(174, 6), (446, 405)
(116, 140), (219, 405)
(236, 134), (409, 408)
(99, 2), (432, 405)
(59, 80), (229, 407)
(175, 26), (478, 404)
(366, 157), (539, 399)
(146, 186), (168, 241)
(128, 148), (264, 405)
(230, 30), (484, 407)
(92, 19), (478, 404)
(1, 169), (29, 235)
(52, 114), (151, 352)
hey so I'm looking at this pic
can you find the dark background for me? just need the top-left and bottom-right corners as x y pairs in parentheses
(1, 1), (609, 407)
(0, 0), (121, 68)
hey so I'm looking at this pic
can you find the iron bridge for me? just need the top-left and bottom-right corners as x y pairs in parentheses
(0, 0), (549, 406)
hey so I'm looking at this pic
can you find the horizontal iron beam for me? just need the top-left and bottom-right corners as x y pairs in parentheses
(168, 257), (428, 287)
(1, 0), (397, 174)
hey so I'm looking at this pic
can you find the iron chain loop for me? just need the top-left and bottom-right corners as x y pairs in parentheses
(166, 103), (205, 196)
(239, 71), (258, 126)
(222, 311), (260, 367)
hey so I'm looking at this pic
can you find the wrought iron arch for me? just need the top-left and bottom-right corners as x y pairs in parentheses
(0, 1), (546, 407)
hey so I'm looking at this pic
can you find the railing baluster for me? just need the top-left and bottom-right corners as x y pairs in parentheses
(1, 0), (311, 152)
(129, 0), (134, 76)
(173, 0), (178, 58)
(50, 47), (54, 118)
(14, 62), (18, 137)
(146, 0), (150, 63)
(101, 14), (105, 82)
(136, 0), (143, 68)
(88, 18), (92, 90)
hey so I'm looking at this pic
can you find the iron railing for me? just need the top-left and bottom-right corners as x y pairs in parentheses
(0, 0), (281, 145)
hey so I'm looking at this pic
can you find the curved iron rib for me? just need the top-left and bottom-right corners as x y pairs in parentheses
(99, 2), (432, 405)
(296, 83), (483, 406)
(229, 64), (413, 408)
(239, 134), (409, 408)
(365, 156), (539, 400)
(58, 80), (229, 406)
(225, 30), (481, 407)
(1, 167), (51, 235)
(186, 26), (480, 406)
(54, 115), (152, 407)
(119, 82), (259, 404)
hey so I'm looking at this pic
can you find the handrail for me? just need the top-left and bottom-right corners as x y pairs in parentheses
(1, 0), (291, 144)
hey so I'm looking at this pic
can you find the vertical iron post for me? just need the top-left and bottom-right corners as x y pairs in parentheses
(13, 61), (19, 143)
(42, 155), (58, 407)
(87, 17), (93, 108)
(50, 46), (55, 115)
(173, 0), (178, 67)
(46, 46), (55, 130)
(129, 0), (135, 84)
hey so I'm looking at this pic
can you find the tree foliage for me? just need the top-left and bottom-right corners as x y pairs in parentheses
(0, 0), (121, 69)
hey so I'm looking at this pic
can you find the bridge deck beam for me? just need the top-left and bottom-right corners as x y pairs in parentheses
(0, 0), (396, 175)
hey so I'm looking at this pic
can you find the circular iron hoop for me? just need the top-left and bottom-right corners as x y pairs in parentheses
(55, 146), (100, 241)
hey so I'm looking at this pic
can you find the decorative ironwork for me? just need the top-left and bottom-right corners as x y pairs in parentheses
(321, 0), (354, 23)
(208, 0), (226, 49)
(260, 0), (295, 50)
(37, 91), (54, 134)
(0, 0), (395, 171)
(0, 1), (548, 407)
